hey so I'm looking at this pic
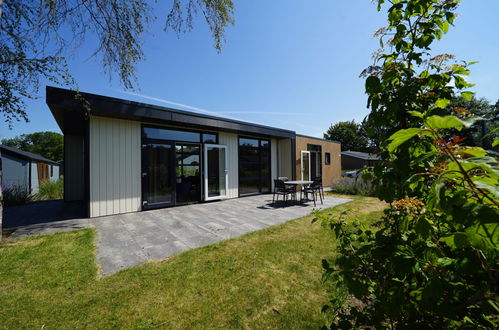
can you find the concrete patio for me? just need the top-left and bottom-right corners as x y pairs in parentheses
(8, 195), (350, 275)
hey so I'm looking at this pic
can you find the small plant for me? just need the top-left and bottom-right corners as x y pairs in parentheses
(35, 176), (64, 201)
(330, 177), (374, 196)
(2, 183), (32, 207)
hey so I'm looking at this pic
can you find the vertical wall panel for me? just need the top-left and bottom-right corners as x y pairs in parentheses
(271, 138), (278, 190)
(89, 116), (141, 217)
(64, 134), (85, 201)
(218, 132), (239, 199)
(278, 138), (292, 179)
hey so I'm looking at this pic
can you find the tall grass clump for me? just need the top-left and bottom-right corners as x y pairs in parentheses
(2, 183), (32, 206)
(35, 176), (64, 200)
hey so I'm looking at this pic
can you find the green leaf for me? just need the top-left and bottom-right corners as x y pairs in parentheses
(365, 75), (381, 94)
(425, 115), (464, 131)
(461, 91), (474, 101)
(435, 98), (451, 109)
(387, 128), (422, 152)
(459, 147), (487, 157)
(493, 137), (499, 148)
(408, 110), (424, 119)
(440, 233), (469, 249)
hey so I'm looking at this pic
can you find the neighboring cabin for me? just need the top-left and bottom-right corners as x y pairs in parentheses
(0, 145), (60, 193)
(341, 150), (380, 170)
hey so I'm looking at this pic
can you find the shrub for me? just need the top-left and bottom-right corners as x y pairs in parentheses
(2, 183), (32, 207)
(35, 176), (64, 201)
(319, 1), (498, 328)
(330, 177), (374, 196)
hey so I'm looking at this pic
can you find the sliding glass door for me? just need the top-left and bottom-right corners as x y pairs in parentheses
(239, 137), (271, 196)
(142, 143), (174, 208)
(301, 150), (311, 181)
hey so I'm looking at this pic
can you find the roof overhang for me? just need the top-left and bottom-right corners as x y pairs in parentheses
(46, 86), (296, 139)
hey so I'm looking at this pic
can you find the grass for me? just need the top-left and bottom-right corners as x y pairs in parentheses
(34, 176), (64, 201)
(0, 195), (386, 329)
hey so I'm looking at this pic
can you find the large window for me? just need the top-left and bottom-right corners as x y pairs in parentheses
(238, 137), (271, 195)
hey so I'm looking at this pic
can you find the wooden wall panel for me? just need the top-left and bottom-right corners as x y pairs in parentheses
(295, 135), (341, 187)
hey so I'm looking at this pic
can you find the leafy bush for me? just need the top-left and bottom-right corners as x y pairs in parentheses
(330, 177), (374, 196)
(35, 176), (64, 200)
(2, 183), (32, 207)
(319, 1), (499, 328)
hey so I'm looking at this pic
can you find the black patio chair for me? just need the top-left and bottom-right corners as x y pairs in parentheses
(312, 176), (324, 201)
(273, 179), (295, 204)
(301, 177), (323, 207)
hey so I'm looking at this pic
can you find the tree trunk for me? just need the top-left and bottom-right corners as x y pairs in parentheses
(0, 149), (3, 242)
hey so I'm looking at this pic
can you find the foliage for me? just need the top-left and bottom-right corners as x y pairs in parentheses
(446, 96), (499, 150)
(324, 120), (371, 152)
(1, 183), (32, 207)
(35, 176), (64, 201)
(320, 0), (499, 328)
(0, 0), (234, 127)
(330, 177), (374, 197)
(1, 131), (63, 162)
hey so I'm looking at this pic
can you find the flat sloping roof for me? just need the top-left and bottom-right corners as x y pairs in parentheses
(341, 150), (380, 160)
(296, 134), (341, 145)
(46, 86), (296, 138)
(0, 145), (60, 165)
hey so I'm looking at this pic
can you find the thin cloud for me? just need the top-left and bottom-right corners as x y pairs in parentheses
(118, 91), (306, 118)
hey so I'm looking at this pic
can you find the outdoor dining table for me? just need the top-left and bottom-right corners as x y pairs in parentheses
(284, 180), (313, 203)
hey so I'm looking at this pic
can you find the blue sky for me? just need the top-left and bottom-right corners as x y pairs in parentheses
(1, 0), (498, 140)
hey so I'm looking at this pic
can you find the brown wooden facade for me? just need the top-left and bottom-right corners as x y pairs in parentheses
(295, 135), (341, 187)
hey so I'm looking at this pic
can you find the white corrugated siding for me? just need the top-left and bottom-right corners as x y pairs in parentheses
(218, 132), (239, 199)
(89, 116), (141, 217)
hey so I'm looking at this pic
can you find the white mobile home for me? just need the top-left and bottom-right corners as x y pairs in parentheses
(46, 86), (340, 217)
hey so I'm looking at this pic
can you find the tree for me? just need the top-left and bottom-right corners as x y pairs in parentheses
(323, 120), (370, 152)
(446, 96), (498, 148)
(0, 0), (235, 240)
(1, 132), (64, 162)
(0, 0), (235, 127)
(318, 0), (498, 328)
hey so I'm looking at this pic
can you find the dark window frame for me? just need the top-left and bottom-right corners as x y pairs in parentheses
(141, 124), (218, 209)
(325, 152), (331, 165)
(238, 136), (271, 196)
(142, 124), (218, 144)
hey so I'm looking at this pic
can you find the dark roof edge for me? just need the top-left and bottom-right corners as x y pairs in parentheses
(0, 145), (60, 165)
(341, 151), (380, 160)
(46, 86), (296, 138)
(296, 134), (341, 145)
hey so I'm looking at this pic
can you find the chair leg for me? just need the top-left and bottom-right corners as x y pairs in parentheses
(318, 188), (323, 204)
(273, 191), (276, 202)
(313, 191), (316, 207)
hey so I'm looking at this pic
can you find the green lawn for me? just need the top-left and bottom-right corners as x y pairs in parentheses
(0, 195), (385, 329)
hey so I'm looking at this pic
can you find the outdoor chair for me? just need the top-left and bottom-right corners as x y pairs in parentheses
(301, 177), (323, 207)
(278, 176), (289, 181)
(312, 176), (324, 201)
(273, 179), (296, 204)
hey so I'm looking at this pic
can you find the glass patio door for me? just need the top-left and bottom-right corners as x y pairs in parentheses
(204, 144), (228, 201)
(301, 150), (311, 181)
(142, 142), (175, 209)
